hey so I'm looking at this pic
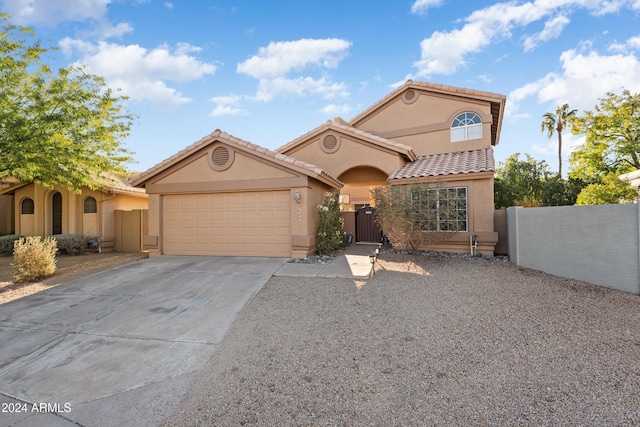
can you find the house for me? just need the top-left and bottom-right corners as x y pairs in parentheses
(132, 80), (506, 257)
(0, 177), (148, 252)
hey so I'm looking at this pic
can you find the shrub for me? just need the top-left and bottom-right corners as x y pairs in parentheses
(316, 192), (346, 255)
(371, 183), (457, 254)
(53, 234), (93, 255)
(12, 236), (58, 283)
(0, 234), (23, 255)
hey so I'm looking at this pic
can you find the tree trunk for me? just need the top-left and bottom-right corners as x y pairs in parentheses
(557, 129), (563, 177)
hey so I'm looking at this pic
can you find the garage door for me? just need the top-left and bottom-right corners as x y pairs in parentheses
(163, 191), (291, 257)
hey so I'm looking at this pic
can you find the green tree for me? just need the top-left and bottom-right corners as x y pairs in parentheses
(494, 153), (548, 208)
(541, 103), (577, 177)
(541, 175), (584, 206)
(0, 14), (135, 192)
(569, 89), (640, 204)
(575, 173), (636, 205)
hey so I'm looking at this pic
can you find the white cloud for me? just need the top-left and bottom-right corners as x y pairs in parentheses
(237, 38), (351, 102)
(238, 38), (351, 79)
(508, 48), (640, 118)
(164, 2), (173, 9)
(209, 95), (247, 117)
(411, 0), (444, 15)
(2, 0), (110, 26)
(523, 14), (570, 52)
(60, 38), (217, 108)
(320, 103), (353, 116)
(609, 34), (640, 52)
(414, 0), (633, 77)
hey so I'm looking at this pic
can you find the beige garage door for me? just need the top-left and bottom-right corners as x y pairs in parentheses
(163, 191), (291, 257)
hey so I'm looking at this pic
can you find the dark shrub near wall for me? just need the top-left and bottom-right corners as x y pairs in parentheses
(53, 234), (99, 255)
(0, 234), (23, 255)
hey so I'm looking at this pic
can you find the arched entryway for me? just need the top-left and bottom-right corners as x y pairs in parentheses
(51, 192), (62, 235)
(337, 166), (387, 244)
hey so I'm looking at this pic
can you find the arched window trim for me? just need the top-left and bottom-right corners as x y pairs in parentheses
(450, 111), (483, 142)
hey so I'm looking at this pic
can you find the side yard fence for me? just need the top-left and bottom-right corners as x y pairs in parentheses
(504, 204), (640, 295)
(114, 209), (148, 253)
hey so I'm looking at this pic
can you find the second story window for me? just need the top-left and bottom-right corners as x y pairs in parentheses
(451, 112), (482, 142)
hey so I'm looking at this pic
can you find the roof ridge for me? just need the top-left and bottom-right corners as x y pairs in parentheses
(132, 129), (342, 187)
(276, 118), (416, 160)
(349, 80), (506, 126)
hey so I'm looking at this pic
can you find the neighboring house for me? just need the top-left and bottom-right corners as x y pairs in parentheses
(620, 170), (640, 200)
(0, 177), (148, 251)
(133, 80), (506, 257)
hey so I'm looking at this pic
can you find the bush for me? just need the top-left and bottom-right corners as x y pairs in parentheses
(53, 234), (95, 255)
(12, 236), (58, 283)
(0, 234), (23, 255)
(316, 192), (346, 255)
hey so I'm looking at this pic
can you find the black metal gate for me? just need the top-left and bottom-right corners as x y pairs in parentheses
(356, 206), (382, 243)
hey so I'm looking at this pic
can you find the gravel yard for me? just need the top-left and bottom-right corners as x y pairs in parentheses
(164, 253), (640, 426)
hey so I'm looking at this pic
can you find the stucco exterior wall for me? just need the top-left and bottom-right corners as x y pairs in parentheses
(388, 173), (498, 255)
(282, 132), (408, 178)
(507, 204), (640, 294)
(352, 91), (494, 156)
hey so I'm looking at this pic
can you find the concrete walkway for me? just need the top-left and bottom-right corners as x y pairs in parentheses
(274, 244), (378, 278)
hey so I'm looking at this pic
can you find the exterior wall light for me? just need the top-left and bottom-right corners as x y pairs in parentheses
(294, 190), (301, 204)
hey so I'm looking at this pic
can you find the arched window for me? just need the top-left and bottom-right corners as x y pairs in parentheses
(83, 197), (97, 214)
(21, 198), (34, 215)
(451, 112), (482, 142)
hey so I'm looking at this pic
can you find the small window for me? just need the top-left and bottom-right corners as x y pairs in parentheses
(451, 112), (482, 142)
(84, 197), (97, 214)
(21, 198), (34, 215)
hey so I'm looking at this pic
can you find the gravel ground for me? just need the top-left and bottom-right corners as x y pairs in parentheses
(164, 253), (640, 426)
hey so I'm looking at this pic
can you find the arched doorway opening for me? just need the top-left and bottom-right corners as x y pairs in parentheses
(337, 166), (387, 244)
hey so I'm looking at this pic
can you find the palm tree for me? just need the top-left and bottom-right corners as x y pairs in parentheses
(541, 103), (577, 177)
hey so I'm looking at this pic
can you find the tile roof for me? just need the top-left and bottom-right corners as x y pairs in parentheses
(349, 80), (506, 127)
(0, 175), (146, 196)
(131, 129), (342, 188)
(277, 119), (417, 160)
(388, 148), (495, 181)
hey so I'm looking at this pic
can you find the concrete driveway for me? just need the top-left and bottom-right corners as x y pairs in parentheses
(0, 255), (287, 427)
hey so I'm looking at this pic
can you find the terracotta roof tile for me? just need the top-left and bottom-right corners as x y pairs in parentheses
(131, 129), (342, 188)
(277, 118), (416, 160)
(349, 80), (506, 128)
(388, 148), (495, 181)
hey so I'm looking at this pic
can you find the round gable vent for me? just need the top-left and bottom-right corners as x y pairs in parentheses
(403, 89), (418, 104)
(212, 146), (230, 166)
(321, 134), (341, 153)
(209, 145), (234, 171)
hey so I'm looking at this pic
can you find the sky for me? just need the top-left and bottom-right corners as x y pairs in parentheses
(2, 0), (640, 175)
